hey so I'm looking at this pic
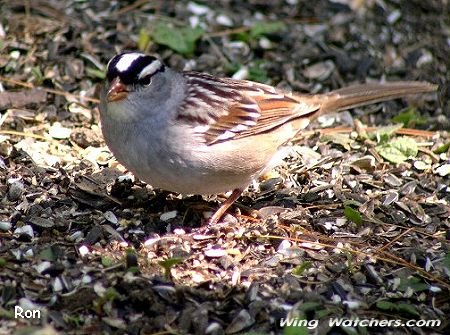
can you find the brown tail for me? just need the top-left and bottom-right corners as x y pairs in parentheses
(315, 81), (437, 115)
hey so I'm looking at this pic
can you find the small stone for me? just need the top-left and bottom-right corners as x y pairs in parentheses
(78, 245), (89, 257)
(84, 225), (103, 245)
(53, 277), (64, 292)
(48, 122), (71, 139)
(34, 261), (52, 274)
(205, 248), (227, 258)
(302, 60), (335, 80)
(278, 247), (305, 258)
(216, 14), (233, 26)
(225, 309), (254, 334)
(259, 37), (272, 49)
(343, 300), (361, 309)
(187, 2), (210, 15)
(0, 221), (12, 231)
(143, 237), (161, 247)
(192, 234), (215, 240)
(67, 231), (84, 242)
(387, 10), (401, 24)
(18, 298), (40, 312)
(173, 228), (186, 235)
(416, 49), (433, 67)
(205, 322), (224, 335)
(7, 181), (24, 201)
(160, 210), (177, 221)
(14, 225), (34, 239)
(117, 174), (134, 182)
(277, 239), (291, 252)
(264, 254), (283, 267)
(232, 67), (249, 80)
(413, 160), (431, 170)
(81, 274), (92, 284)
(29, 217), (55, 228)
(102, 317), (127, 330)
(104, 211), (118, 224)
(436, 164), (450, 177)
(24, 248), (34, 258)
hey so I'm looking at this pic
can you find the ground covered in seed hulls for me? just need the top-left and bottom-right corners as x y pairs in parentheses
(0, 1), (449, 334)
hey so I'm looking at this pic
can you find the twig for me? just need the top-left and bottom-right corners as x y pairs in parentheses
(0, 75), (99, 103)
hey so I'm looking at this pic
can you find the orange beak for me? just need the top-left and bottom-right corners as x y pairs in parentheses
(107, 77), (128, 102)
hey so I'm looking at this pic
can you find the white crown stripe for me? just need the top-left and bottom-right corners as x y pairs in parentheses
(115, 53), (144, 72)
(138, 60), (162, 79)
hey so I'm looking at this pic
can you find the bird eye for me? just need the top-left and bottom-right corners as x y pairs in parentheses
(138, 75), (152, 86)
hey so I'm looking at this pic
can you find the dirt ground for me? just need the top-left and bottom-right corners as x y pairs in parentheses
(0, 1), (449, 334)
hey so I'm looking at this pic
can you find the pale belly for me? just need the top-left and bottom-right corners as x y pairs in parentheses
(103, 121), (284, 195)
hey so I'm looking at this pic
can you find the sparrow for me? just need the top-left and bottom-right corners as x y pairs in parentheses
(99, 52), (437, 224)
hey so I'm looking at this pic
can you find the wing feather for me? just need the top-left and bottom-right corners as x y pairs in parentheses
(178, 72), (319, 145)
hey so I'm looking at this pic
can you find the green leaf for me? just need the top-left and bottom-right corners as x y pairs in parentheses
(152, 23), (204, 55)
(297, 302), (322, 312)
(371, 124), (403, 143)
(127, 266), (139, 274)
(159, 257), (184, 279)
(375, 136), (418, 164)
(31, 66), (44, 84)
(138, 28), (151, 51)
(235, 21), (286, 42)
(103, 287), (119, 301)
(292, 261), (312, 275)
(397, 276), (428, 292)
(443, 252), (450, 270)
(397, 303), (420, 316)
(224, 62), (240, 76)
(433, 141), (450, 154)
(248, 60), (269, 82)
(0, 257), (6, 267)
(65, 315), (84, 327)
(392, 107), (427, 128)
(93, 287), (120, 314)
(0, 308), (15, 319)
(250, 21), (286, 38)
(376, 300), (396, 310)
(344, 206), (363, 225)
(283, 324), (308, 335)
(340, 326), (359, 335)
(86, 67), (105, 79)
(376, 300), (420, 316)
(101, 256), (115, 267)
(159, 257), (184, 269)
(315, 308), (335, 319)
(39, 246), (58, 261)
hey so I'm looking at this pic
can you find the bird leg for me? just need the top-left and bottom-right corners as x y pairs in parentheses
(208, 188), (244, 225)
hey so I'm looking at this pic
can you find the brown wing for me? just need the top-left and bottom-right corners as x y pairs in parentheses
(178, 72), (320, 145)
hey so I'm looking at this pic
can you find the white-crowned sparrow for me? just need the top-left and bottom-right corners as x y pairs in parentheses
(99, 52), (437, 224)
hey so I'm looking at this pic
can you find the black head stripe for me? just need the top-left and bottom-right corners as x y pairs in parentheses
(106, 52), (165, 85)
